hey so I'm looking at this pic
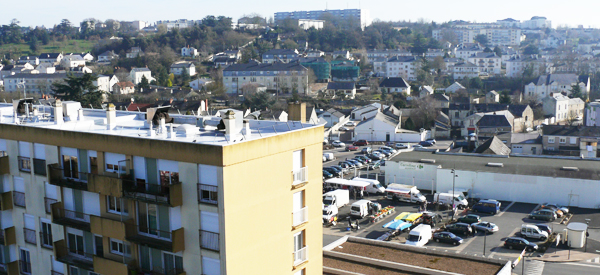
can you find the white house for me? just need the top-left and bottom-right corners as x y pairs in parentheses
(98, 51), (118, 62)
(181, 46), (199, 57)
(113, 81), (135, 94)
(108, 75), (119, 92)
(350, 103), (385, 121)
(542, 93), (570, 122)
(126, 47), (143, 58)
(454, 43), (483, 59)
(506, 55), (553, 78)
(451, 62), (479, 80)
(18, 56), (39, 66)
(383, 56), (419, 81)
(129, 68), (155, 85)
(467, 52), (501, 75)
(189, 78), (214, 90)
(353, 111), (427, 142)
(170, 62), (196, 76)
(445, 82), (466, 93)
(419, 86), (434, 98)
(379, 77), (411, 95)
(486, 90), (499, 103)
(525, 74), (590, 101)
(318, 108), (346, 128)
(61, 54), (86, 68)
(38, 53), (63, 64)
(93, 75), (111, 93)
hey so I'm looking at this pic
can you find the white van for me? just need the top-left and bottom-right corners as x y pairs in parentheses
(520, 224), (548, 240)
(434, 193), (468, 208)
(350, 200), (371, 218)
(351, 177), (385, 194)
(323, 152), (335, 161)
(405, 224), (432, 247)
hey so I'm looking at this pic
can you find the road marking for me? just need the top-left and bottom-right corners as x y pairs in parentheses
(586, 257), (600, 263)
(496, 201), (515, 217)
(489, 227), (520, 258)
(524, 260), (545, 275)
(456, 234), (478, 253)
(560, 262), (600, 269)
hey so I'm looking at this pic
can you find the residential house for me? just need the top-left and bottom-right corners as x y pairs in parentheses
(542, 93), (570, 123)
(60, 54), (86, 68)
(38, 53), (63, 64)
(585, 100), (600, 126)
(93, 74), (111, 93)
(467, 52), (501, 75)
(319, 108), (346, 127)
(486, 90), (499, 103)
(350, 103), (383, 121)
(18, 56), (39, 66)
(474, 136), (511, 155)
(365, 49), (412, 59)
(379, 77), (411, 95)
(326, 82), (356, 99)
(449, 103), (472, 128)
(432, 93), (450, 108)
(542, 125), (600, 157)
(568, 98), (585, 120)
(261, 49), (300, 63)
(505, 55), (553, 78)
(113, 81), (135, 94)
(451, 62), (479, 80)
(170, 62), (196, 76)
(213, 56), (237, 68)
(510, 133), (542, 155)
(129, 67), (155, 85)
(306, 106), (320, 124)
(126, 47), (143, 58)
(354, 110), (427, 142)
(107, 75), (119, 92)
(222, 50), (242, 60)
(181, 46), (198, 57)
(306, 50), (324, 58)
(189, 78), (214, 90)
(77, 52), (94, 62)
(419, 86), (434, 98)
(446, 82), (466, 93)
(524, 74), (590, 101)
(222, 61), (309, 94)
(476, 113), (514, 138)
(98, 50), (118, 62)
(454, 43), (484, 59)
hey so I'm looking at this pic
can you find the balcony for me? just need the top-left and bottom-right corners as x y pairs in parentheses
(292, 167), (308, 188)
(90, 215), (126, 240)
(87, 173), (125, 197)
(13, 191), (25, 208)
(0, 154), (8, 175)
(122, 181), (182, 207)
(23, 228), (36, 245)
(292, 207), (308, 228)
(136, 267), (186, 275)
(51, 202), (91, 231)
(93, 255), (133, 275)
(0, 227), (16, 246)
(54, 239), (94, 271)
(293, 246), (308, 267)
(0, 192), (13, 211)
(199, 230), (220, 252)
(44, 197), (57, 214)
(48, 164), (89, 191)
(197, 184), (218, 205)
(125, 221), (185, 252)
(0, 261), (18, 275)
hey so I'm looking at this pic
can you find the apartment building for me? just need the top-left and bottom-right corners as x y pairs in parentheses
(3, 73), (68, 95)
(262, 49), (301, 64)
(506, 55), (553, 78)
(223, 61), (309, 94)
(466, 52), (502, 75)
(275, 9), (371, 29)
(382, 56), (419, 81)
(0, 100), (323, 275)
(451, 62), (480, 80)
(524, 74), (590, 101)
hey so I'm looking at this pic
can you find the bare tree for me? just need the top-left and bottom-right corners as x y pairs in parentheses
(409, 96), (438, 129)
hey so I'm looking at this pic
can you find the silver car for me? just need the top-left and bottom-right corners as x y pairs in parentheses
(471, 221), (499, 233)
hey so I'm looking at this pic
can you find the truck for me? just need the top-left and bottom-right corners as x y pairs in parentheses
(322, 205), (339, 225)
(350, 199), (371, 218)
(405, 224), (432, 247)
(322, 189), (350, 208)
(385, 184), (427, 204)
(351, 177), (385, 194)
(434, 192), (468, 209)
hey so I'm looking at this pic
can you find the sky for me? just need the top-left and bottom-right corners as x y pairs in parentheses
(2, 0), (599, 29)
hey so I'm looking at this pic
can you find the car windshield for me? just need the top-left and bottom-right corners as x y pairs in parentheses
(323, 210), (330, 215)
(323, 198), (333, 205)
(407, 235), (420, 242)
(375, 184), (383, 189)
(457, 195), (465, 200)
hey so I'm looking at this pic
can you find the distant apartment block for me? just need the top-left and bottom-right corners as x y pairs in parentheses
(156, 19), (199, 30)
(223, 61), (309, 94)
(275, 9), (371, 29)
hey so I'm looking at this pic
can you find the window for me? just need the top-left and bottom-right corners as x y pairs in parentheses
(110, 238), (124, 255)
(570, 137), (577, 144)
(559, 137), (566, 144)
(19, 249), (31, 274)
(107, 196), (128, 215)
(67, 232), (85, 257)
(69, 266), (79, 275)
(33, 158), (46, 176)
(160, 171), (179, 185)
(18, 156), (31, 172)
(41, 221), (53, 248)
(548, 137), (555, 143)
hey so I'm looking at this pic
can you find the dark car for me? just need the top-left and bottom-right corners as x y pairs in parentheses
(366, 154), (382, 160)
(346, 145), (359, 151)
(444, 223), (473, 236)
(355, 156), (372, 163)
(338, 162), (353, 169)
(353, 140), (369, 146)
(347, 159), (362, 167)
(433, 232), (463, 246)
(323, 170), (334, 179)
(504, 237), (538, 252)
(529, 209), (556, 221)
(361, 147), (372, 154)
(536, 224), (552, 235)
(352, 158), (368, 165)
(457, 214), (481, 224)
(330, 165), (347, 174)
(419, 141), (434, 147)
(323, 167), (341, 177)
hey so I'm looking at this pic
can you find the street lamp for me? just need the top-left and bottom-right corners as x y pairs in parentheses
(16, 79), (26, 98)
(451, 167), (459, 220)
(585, 219), (591, 252)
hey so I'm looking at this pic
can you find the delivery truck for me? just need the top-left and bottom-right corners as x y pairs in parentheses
(351, 177), (386, 194)
(434, 192), (468, 209)
(385, 184), (427, 204)
(323, 189), (350, 208)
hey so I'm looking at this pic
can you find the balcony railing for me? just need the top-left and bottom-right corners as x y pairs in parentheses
(51, 202), (91, 231)
(197, 184), (218, 205)
(125, 222), (185, 252)
(293, 246), (308, 266)
(0, 153), (9, 175)
(0, 227), (16, 246)
(199, 230), (220, 252)
(54, 240), (94, 271)
(122, 180), (182, 207)
(23, 228), (36, 245)
(13, 191), (25, 208)
(292, 207), (308, 227)
(51, 271), (64, 275)
(44, 197), (57, 214)
(18, 260), (31, 274)
(48, 164), (89, 191)
(292, 167), (308, 187)
(40, 232), (53, 249)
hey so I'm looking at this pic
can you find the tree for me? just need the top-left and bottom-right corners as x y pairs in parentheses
(474, 34), (488, 47)
(411, 33), (428, 55)
(493, 46), (502, 57)
(28, 36), (39, 54)
(242, 91), (276, 110)
(499, 92), (511, 104)
(181, 68), (191, 86)
(408, 96), (437, 129)
(469, 77), (483, 90)
(52, 73), (104, 108)
(569, 84), (587, 101)
(523, 44), (539, 55)
(138, 75), (150, 93)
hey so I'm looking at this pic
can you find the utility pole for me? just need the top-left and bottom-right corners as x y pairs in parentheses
(451, 166), (458, 220)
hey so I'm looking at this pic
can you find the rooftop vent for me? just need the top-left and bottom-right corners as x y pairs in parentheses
(561, 167), (579, 171)
(419, 159), (436, 164)
(146, 106), (172, 126)
(13, 98), (34, 116)
(487, 163), (504, 167)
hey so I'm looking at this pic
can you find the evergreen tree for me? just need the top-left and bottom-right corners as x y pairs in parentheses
(52, 73), (104, 108)
(138, 75), (150, 93)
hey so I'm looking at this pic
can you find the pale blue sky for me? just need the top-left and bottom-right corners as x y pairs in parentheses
(2, 0), (598, 28)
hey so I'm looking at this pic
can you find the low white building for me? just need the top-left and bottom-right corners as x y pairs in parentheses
(170, 62), (196, 76)
(129, 67), (155, 85)
(525, 74), (590, 101)
(298, 19), (324, 30)
(445, 82), (466, 93)
(318, 108), (346, 128)
(181, 46), (199, 57)
(189, 78), (214, 90)
(467, 52), (501, 75)
(506, 55), (553, 78)
(353, 111), (427, 142)
(542, 93), (570, 122)
(451, 62), (479, 80)
(60, 54), (86, 68)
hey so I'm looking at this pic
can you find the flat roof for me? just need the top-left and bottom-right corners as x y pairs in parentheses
(0, 102), (321, 147)
(389, 151), (600, 180)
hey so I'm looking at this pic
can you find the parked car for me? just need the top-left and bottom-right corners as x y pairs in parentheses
(323, 167), (341, 177)
(412, 144), (423, 149)
(345, 121), (356, 127)
(327, 166), (343, 174)
(332, 140), (345, 147)
(529, 209), (556, 221)
(371, 151), (385, 159)
(472, 199), (501, 214)
(323, 138), (329, 145)
(426, 138), (436, 144)
(542, 203), (569, 214)
(379, 146), (397, 154)
(471, 221), (499, 233)
(368, 160), (382, 169)
(366, 153), (383, 160)
(374, 150), (391, 157)
(354, 156), (371, 163)
(519, 224), (548, 240)
(352, 158), (368, 165)
(353, 140), (368, 146)
(346, 145), (359, 151)
(444, 223), (473, 236)
(346, 159), (363, 168)
(339, 127), (350, 131)
(323, 155), (327, 162)
(323, 170), (334, 179)
(432, 232), (463, 246)
(330, 165), (348, 174)
(338, 162), (353, 170)
(457, 214), (481, 224)
(504, 237), (538, 252)
(395, 143), (409, 149)
(361, 147), (372, 154)
(536, 224), (552, 235)
(419, 141), (434, 147)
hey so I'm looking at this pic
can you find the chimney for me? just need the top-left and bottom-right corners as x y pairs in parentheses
(106, 103), (117, 130)
(168, 124), (175, 139)
(159, 117), (167, 134)
(222, 110), (237, 141)
(242, 120), (251, 138)
(78, 109), (84, 121)
(288, 102), (306, 122)
(54, 100), (63, 125)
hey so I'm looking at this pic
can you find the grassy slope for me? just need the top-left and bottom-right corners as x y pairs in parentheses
(0, 40), (96, 57)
